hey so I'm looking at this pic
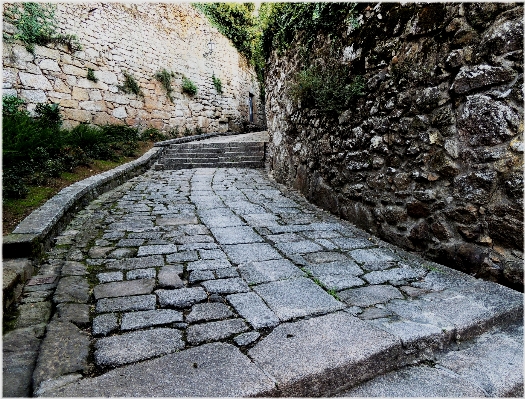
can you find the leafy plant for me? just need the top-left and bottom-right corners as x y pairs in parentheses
(2, 95), (27, 116)
(212, 74), (223, 94)
(118, 71), (143, 97)
(35, 102), (61, 128)
(5, 2), (81, 53)
(87, 68), (98, 83)
(289, 64), (365, 114)
(182, 76), (198, 96)
(155, 69), (176, 102)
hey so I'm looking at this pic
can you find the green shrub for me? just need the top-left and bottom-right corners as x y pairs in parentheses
(118, 71), (143, 97)
(182, 77), (198, 96)
(5, 2), (81, 53)
(2, 95), (27, 116)
(289, 65), (365, 114)
(87, 68), (98, 82)
(35, 102), (61, 128)
(212, 74), (223, 94)
(155, 69), (176, 102)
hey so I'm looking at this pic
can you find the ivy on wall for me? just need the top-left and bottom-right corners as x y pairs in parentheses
(4, 2), (81, 53)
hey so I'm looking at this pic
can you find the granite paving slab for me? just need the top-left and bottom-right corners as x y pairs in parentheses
(239, 259), (305, 284)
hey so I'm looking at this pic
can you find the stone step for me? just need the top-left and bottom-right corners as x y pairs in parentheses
(163, 150), (264, 158)
(170, 143), (265, 150)
(334, 322), (523, 397)
(161, 161), (266, 169)
(163, 155), (264, 162)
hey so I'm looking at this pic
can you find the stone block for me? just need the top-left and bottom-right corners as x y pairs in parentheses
(186, 302), (234, 323)
(53, 276), (89, 304)
(137, 244), (177, 256)
(253, 278), (345, 321)
(54, 303), (90, 325)
(19, 72), (52, 90)
(227, 292), (280, 329)
(223, 243), (282, 264)
(96, 295), (157, 313)
(186, 319), (248, 345)
(95, 328), (184, 367)
(94, 278), (155, 299)
(338, 285), (403, 307)
(121, 309), (183, 330)
(92, 313), (119, 336)
(156, 287), (207, 308)
(201, 278), (250, 294)
(158, 265), (184, 288)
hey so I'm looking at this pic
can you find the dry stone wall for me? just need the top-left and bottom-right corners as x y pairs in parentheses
(266, 3), (523, 289)
(2, 2), (264, 132)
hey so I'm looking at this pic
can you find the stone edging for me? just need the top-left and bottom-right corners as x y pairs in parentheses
(3, 146), (163, 259)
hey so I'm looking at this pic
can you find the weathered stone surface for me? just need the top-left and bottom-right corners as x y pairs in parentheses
(137, 244), (177, 256)
(186, 302), (233, 323)
(234, 331), (261, 346)
(227, 292), (280, 329)
(121, 309), (183, 330)
(106, 255), (164, 270)
(15, 301), (52, 329)
(53, 276), (89, 304)
(452, 65), (517, 94)
(249, 312), (402, 396)
(42, 343), (276, 397)
(210, 226), (264, 244)
(338, 285), (404, 307)
(239, 259), (305, 284)
(54, 303), (90, 325)
(92, 313), (119, 336)
(95, 328), (184, 367)
(61, 261), (87, 276)
(94, 278), (155, 299)
(96, 295), (157, 313)
(33, 321), (90, 390)
(126, 268), (156, 280)
(158, 265), (184, 287)
(201, 277), (250, 294)
(156, 287), (207, 308)
(253, 278), (345, 321)
(186, 319), (248, 345)
(223, 243), (282, 264)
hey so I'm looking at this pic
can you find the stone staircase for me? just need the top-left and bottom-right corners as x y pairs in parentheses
(155, 141), (266, 170)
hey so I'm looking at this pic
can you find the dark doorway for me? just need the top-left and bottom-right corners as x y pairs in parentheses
(249, 93), (254, 123)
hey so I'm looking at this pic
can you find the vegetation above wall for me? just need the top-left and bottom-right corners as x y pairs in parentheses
(4, 2), (81, 53)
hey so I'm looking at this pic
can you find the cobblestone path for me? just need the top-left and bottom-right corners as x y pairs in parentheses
(26, 167), (523, 396)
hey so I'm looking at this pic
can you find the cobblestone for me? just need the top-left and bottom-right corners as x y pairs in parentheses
(18, 166), (523, 397)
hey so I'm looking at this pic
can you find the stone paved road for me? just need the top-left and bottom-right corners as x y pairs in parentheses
(29, 167), (523, 397)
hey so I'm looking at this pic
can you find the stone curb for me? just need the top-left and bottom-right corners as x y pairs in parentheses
(3, 146), (163, 260)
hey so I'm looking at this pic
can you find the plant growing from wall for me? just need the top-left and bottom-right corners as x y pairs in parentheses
(182, 76), (198, 96)
(212, 74), (223, 94)
(289, 64), (365, 114)
(118, 71), (143, 97)
(86, 68), (98, 83)
(155, 69), (176, 103)
(5, 2), (81, 53)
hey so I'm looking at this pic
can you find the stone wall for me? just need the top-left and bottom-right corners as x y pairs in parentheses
(2, 2), (265, 132)
(266, 3), (523, 289)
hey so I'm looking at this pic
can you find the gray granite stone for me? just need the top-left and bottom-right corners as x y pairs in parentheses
(116, 239), (145, 247)
(96, 295), (157, 313)
(227, 292), (280, 329)
(94, 278), (155, 299)
(187, 259), (232, 271)
(363, 266), (425, 285)
(189, 270), (215, 283)
(106, 255), (164, 270)
(97, 271), (123, 283)
(16, 301), (52, 329)
(92, 313), (119, 336)
(126, 268), (156, 280)
(33, 321), (90, 390)
(198, 249), (229, 260)
(95, 328), (184, 367)
(137, 244), (177, 256)
(156, 287), (207, 308)
(158, 266), (184, 288)
(223, 243), (282, 264)
(329, 237), (374, 250)
(276, 240), (324, 254)
(249, 311), (402, 396)
(253, 278), (345, 321)
(201, 278), (250, 294)
(166, 251), (199, 262)
(215, 267), (239, 279)
(109, 248), (136, 259)
(186, 302), (234, 323)
(358, 307), (394, 320)
(121, 309), (183, 330)
(349, 248), (398, 270)
(239, 259), (305, 284)
(61, 261), (87, 276)
(315, 275), (365, 291)
(339, 285), (404, 307)
(53, 276), (89, 304)
(44, 343), (275, 397)
(210, 226), (264, 244)
(54, 303), (90, 325)
(303, 252), (351, 265)
(186, 319), (249, 344)
(305, 261), (363, 277)
(234, 331), (261, 346)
